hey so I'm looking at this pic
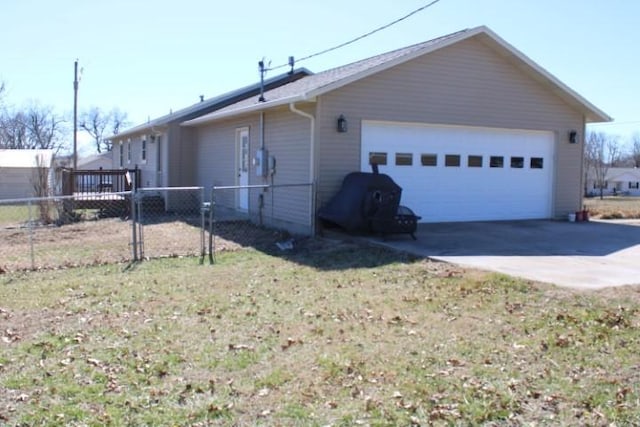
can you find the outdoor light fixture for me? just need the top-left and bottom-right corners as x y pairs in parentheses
(337, 114), (348, 133)
(569, 130), (578, 144)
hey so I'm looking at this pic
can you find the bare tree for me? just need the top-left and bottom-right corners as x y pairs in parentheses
(0, 104), (66, 151)
(0, 111), (28, 148)
(25, 104), (66, 150)
(631, 133), (640, 168)
(585, 131), (622, 199)
(80, 107), (130, 153)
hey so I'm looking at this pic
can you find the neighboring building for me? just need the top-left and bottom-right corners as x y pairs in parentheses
(77, 152), (114, 170)
(0, 149), (55, 199)
(179, 26), (610, 234)
(586, 167), (640, 196)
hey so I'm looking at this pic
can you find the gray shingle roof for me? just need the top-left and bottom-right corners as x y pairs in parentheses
(112, 69), (312, 139)
(183, 25), (611, 126)
(184, 28), (472, 125)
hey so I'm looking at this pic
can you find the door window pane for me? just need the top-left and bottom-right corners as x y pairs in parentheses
(395, 153), (413, 166)
(445, 154), (460, 167)
(490, 156), (504, 168)
(421, 154), (437, 166)
(468, 155), (483, 167)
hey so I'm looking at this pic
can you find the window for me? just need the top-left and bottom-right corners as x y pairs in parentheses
(118, 142), (123, 168)
(467, 155), (483, 167)
(530, 157), (544, 169)
(127, 140), (132, 163)
(369, 152), (387, 165)
(395, 153), (413, 166)
(490, 156), (504, 168)
(141, 136), (147, 162)
(629, 182), (640, 189)
(510, 156), (524, 168)
(421, 154), (437, 166)
(445, 154), (460, 167)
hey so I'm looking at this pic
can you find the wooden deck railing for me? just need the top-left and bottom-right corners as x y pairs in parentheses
(61, 167), (141, 196)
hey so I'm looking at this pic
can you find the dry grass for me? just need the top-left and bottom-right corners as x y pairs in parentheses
(583, 196), (640, 219)
(0, 212), (282, 272)
(1, 244), (640, 426)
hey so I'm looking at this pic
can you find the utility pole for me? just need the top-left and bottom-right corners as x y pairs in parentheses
(73, 60), (79, 169)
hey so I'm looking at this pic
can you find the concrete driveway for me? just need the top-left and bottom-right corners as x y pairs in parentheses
(376, 219), (640, 289)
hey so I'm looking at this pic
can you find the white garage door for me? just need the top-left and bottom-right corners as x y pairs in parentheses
(361, 121), (555, 222)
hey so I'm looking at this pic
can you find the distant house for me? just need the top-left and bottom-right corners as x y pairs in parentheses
(77, 152), (114, 170)
(586, 167), (640, 196)
(114, 26), (611, 235)
(0, 149), (55, 199)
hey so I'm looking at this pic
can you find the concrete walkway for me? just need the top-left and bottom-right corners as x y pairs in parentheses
(375, 219), (640, 289)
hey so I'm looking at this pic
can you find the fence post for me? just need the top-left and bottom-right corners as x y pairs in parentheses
(27, 200), (35, 270)
(131, 187), (138, 262)
(200, 186), (206, 264)
(208, 186), (215, 264)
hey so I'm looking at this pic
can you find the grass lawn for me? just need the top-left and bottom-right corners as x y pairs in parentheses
(584, 196), (640, 219)
(1, 242), (640, 426)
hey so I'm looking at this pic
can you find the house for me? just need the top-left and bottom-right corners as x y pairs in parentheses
(0, 149), (55, 199)
(178, 26), (610, 235)
(586, 167), (640, 196)
(109, 70), (310, 194)
(77, 152), (114, 170)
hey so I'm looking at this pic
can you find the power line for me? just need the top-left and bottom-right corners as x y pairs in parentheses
(267, 0), (443, 72)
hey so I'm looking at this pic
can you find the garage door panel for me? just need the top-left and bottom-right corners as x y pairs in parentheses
(361, 121), (554, 222)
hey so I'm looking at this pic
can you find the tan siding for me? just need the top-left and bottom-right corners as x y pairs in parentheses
(194, 107), (314, 234)
(195, 116), (259, 210)
(317, 37), (584, 217)
(263, 107), (313, 230)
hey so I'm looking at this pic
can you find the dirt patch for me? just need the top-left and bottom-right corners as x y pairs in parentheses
(0, 218), (314, 272)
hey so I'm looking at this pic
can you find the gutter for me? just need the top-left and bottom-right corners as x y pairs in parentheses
(289, 102), (316, 236)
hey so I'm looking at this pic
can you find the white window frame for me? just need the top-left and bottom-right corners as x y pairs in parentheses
(141, 135), (147, 163)
(127, 139), (132, 164)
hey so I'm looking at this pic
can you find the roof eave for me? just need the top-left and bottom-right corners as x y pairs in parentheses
(181, 95), (315, 126)
(475, 27), (612, 123)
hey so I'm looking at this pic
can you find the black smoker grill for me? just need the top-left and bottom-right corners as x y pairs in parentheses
(318, 167), (421, 239)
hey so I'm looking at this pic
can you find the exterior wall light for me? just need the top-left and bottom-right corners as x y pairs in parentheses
(569, 130), (578, 144)
(337, 114), (348, 133)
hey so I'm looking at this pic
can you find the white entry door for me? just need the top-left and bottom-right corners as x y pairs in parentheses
(236, 128), (250, 211)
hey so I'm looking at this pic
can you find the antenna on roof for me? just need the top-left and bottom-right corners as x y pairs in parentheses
(258, 59), (267, 102)
(288, 56), (295, 75)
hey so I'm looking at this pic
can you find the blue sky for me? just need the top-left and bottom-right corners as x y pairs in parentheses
(2, 0), (639, 152)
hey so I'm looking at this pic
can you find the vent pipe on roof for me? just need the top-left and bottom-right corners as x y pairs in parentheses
(200, 95), (204, 102)
(288, 56), (295, 75)
(258, 60), (267, 102)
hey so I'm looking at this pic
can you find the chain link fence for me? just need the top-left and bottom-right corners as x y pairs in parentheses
(207, 183), (314, 262)
(0, 193), (132, 272)
(133, 187), (206, 260)
(0, 183), (315, 271)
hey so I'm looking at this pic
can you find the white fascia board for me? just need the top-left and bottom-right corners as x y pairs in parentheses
(478, 26), (612, 123)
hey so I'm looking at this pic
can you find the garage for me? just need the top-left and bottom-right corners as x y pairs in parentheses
(361, 121), (555, 222)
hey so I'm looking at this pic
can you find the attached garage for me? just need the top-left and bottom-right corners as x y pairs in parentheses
(183, 26), (611, 235)
(361, 121), (555, 222)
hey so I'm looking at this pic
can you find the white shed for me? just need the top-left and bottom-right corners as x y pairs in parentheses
(0, 149), (55, 199)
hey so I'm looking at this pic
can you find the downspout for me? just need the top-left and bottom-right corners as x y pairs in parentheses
(259, 112), (265, 149)
(289, 102), (316, 236)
